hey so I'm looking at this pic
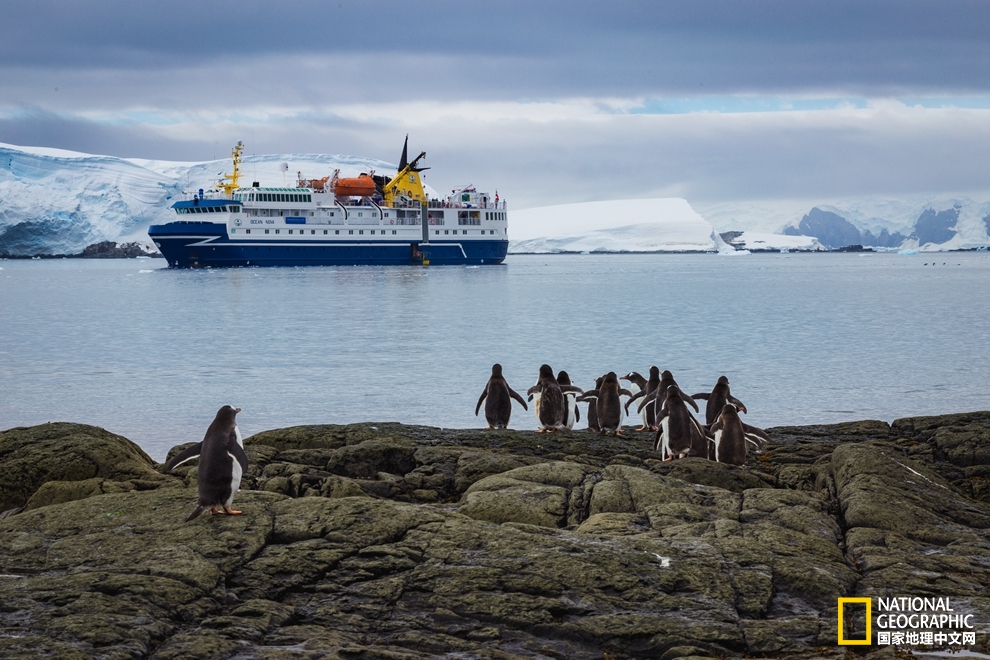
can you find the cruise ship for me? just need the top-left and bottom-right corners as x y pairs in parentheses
(148, 139), (509, 267)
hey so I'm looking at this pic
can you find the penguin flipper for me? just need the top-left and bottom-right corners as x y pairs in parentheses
(560, 385), (584, 394)
(575, 406), (581, 423)
(683, 390), (700, 413)
(636, 390), (657, 414)
(618, 388), (633, 397)
(691, 392), (710, 401)
(625, 389), (645, 413)
(509, 388), (528, 410)
(741, 423), (770, 446)
(164, 442), (203, 472)
(728, 395), (748, 413)
(185, 505), (209, 522)
(526, 384), (540, 396)
(475, 387), (488, 416)
(230, 440), (249, 473)
(576, 389), (600, 403)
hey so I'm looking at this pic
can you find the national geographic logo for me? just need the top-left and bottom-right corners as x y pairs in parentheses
(838, 598), (871, 645)
(838, 596), (977, 648)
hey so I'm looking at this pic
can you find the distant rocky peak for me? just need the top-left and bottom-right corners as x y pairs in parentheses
(911, 207), (959, 246)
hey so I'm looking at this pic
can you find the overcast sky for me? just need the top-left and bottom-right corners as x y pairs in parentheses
(2, 0), (989, 211)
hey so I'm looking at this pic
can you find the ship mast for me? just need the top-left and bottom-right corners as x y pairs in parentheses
(219, 141), (244, 197)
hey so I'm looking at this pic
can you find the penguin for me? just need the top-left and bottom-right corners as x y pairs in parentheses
(654, 386), (710, 461)
(165, 405), (248, 521)
(526, 364), (581, 432)
(692, 376), (748, 426)
(475, 363), (528, 429)
(556, 370), (581, 430)
(620, 371), (648, 430)
(709, 404), (770, 465)
(633, 370), (698, 419)
(577, 372), (632, 436)
(586, 375), (604, 433)
(624, 366), (662, 431)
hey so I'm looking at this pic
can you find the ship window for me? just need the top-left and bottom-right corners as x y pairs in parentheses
(372, 212), (377, 217)
(324, 230), (328, 234)
(336, 230), (340, 234)
(359, 230), (364, 234)
(246, 229), (251, 234)
(435, 230), (439, 235)
(463, 230), (467, 234)
(349, 230), (354, 235)
(231, 228), (235, 233)
(358, 212), (363, 217)
(444, 230), (449, 235)
(265, 229), (269, 234)
(288, 230), (292, 234)
(329, 212), (334, 217)
(275, 229), (280, 234)
(392, 230), (396, 235)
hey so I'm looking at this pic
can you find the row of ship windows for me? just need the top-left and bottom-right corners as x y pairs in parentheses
(177, 205), (241, 214)
(235, 193), (313, 203)
(231, 229), (504, 235)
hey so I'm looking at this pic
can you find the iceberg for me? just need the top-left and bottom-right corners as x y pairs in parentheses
(509, 198), (716, 253)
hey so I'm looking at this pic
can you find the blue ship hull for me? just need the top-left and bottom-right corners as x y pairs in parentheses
(149, 221), (508, 267)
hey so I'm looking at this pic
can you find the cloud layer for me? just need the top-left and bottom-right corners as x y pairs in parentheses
(3, 1), (990, 214)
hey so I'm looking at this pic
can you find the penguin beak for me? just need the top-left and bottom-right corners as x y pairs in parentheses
(235, 408), (242, 413)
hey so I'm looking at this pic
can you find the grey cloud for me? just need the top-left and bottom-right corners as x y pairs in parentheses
(2, 1), (989, 96)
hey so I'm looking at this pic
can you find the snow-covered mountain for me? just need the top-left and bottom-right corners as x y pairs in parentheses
(0, 142), (395, 256)
(700, 196), (990, 251)
(3, 141), (988, 256)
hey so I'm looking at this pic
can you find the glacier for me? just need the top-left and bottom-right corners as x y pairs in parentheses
(0, 142), (396, 256)
(2, 141), (989, 256)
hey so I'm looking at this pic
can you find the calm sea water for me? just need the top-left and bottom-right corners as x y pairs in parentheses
(1, 252), (987, 461)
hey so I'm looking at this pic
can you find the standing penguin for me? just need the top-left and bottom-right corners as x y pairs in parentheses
(692, 376), (748, 426)
(585, 375), (604, 433)
(654, 386), (710, 461)
(556, 370), (581, 430)
(633, 370), (699, 420)
(527, 364), (581, 432)
(620, 371), (648, 430)
(475, 363), (528, 429)
(577, 371), (632, 436)
(165, 405), (248, 521)
(709, 404), (770, 465)
(624, 366), (662, 431)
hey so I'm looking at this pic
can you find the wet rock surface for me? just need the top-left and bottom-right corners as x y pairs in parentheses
(1, 414), (989, 659)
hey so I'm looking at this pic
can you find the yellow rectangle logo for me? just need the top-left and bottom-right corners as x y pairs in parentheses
(838, 597), (872, 645)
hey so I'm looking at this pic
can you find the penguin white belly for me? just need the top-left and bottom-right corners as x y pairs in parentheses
(234, 424), (243, 448)
(713, 429), (723, 463)
(563, 393), (577, 430)
(226, 452), (243, 507)
(532, 392), (543, 424)
(660, 417), (670, 460)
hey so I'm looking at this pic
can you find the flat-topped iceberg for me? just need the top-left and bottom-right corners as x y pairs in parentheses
(509, 198), (718, 253)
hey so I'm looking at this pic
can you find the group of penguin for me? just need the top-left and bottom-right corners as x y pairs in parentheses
(163, 365), (770, 524)
(476, 363), (770, 466)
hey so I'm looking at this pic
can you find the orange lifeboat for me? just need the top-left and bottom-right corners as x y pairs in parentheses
(334, 174), (377, 197)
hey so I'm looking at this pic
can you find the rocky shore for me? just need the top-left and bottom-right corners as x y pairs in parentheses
(1, 413), (989, 659)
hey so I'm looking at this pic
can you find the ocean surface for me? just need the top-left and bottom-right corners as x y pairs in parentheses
(1, 252), (987, 462)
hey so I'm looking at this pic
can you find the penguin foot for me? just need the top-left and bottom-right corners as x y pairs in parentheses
(635, 425), (647, 432)
(210, 507), (224, 515)
(223, 507), (243, 515)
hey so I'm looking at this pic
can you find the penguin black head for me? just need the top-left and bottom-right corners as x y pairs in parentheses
(557, 370), (572, 386)
(717, 376), (730, 386)
(213, 405), (241, 425)
(661, 370), (673, 379)
(491, 363), (503, 376)
(649, 366), (660, 378)
(620, 372), (639, 381)
(720, 403), (738, 416)
(539, 364), (554, 379)
(666, 384), (683, 401)
(603, 371), (619, 385)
